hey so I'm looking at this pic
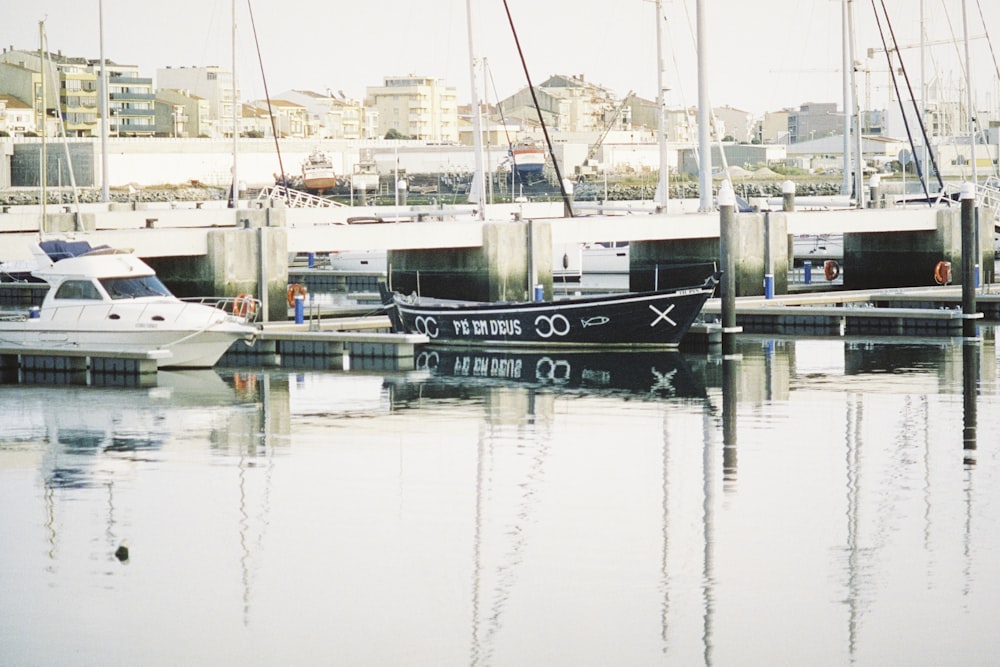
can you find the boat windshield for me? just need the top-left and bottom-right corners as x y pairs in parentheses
(100, 275), (173, 299)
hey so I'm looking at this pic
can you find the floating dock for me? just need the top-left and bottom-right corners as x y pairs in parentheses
(701, 286), (989, 336)
(0, 345), (169, 386)
(222, 315), (428, 370)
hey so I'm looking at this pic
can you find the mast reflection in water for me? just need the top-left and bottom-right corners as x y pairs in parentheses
(1, 332), (999, 666)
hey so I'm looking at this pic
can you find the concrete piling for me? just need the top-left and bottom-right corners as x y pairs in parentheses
(961, 182), (977, 338)
(719, 181), (739, 355)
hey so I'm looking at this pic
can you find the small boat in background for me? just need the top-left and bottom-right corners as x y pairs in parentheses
(380, 273), (718, 349)
(508, 140), (546, 180)
(301, 149), (337, 192)
(0, 240), (258, 368)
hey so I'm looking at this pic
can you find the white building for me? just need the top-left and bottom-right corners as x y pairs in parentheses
(365, 75), (458, 143)
(0, 94), (34, 135)
(156, 66), (239, 138)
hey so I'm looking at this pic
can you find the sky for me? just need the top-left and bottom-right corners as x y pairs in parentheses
(3, 0), (999, 117)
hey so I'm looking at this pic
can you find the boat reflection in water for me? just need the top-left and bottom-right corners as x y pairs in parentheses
(4, 369), (261, 490)
(391, 346), (707, 401)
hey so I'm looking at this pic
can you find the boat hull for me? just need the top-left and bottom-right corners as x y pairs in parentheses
(511, 150), (545, 176)
(303, 172), (337, 191)
(0, 303), (256, 368)
(386, 278), (716, 348)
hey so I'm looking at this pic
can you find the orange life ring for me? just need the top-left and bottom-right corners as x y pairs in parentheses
(823, 260), (840, 281)
(286, 282), (308, 307)
(934, 261), (952, 285)
(233, 293), (258, 319)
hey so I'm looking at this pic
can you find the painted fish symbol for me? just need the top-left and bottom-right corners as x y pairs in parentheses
(581, 316), (610, 328)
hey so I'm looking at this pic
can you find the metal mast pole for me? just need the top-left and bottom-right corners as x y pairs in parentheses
(963, 0), (977, 186)
(231, 0), (239, 209)
(39, 20), (47, 230)
(99, 0), (109, 202)
(848, 0), (865, 208)
(696, 0), (712, 211)
(655, 0), (669, 212)
(842, 0), (852, 197)
(466, 0), (486, 220)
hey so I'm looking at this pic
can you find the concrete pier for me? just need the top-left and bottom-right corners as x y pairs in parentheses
(843, 205), (993, 290)
(630, 211), (789, 297)
(386, 220), (553, 302)
(147, 208), (289, 321)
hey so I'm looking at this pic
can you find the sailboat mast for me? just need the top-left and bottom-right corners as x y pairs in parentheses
(99, 0), (109, 202)
(848, 0), (864, 208)
(466, 0), (486, 220)
(841, 0), (852, 197)
(920, 0), (929, 188)
(963, 0), (977, 186)
(39, 20), (47, 232)
(696, 0), (712, 211)
(231, 0), (239, 209)
(655, 0), (669, 212)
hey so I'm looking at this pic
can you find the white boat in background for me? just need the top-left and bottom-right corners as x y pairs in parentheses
(582, 241), (630, 274)
(301, 149), (337, 192)
(327, 249), (387, 272)
(0, 240), (258, 368)
(793, 233), (843, 260)
(350, 148), (380, 194)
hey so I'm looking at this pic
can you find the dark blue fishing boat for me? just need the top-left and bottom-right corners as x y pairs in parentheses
(379, 273), (718, 349)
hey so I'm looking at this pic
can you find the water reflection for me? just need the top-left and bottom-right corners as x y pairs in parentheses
(399, 347), (708, 400)
(0, 333), (998, 665)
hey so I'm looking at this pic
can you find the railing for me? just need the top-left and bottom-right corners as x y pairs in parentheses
(180, 296), (263, 323)
(978, 177), (1000, 226)
(255, 185), (348, 209)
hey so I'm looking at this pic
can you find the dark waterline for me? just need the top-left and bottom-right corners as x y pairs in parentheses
(1, 329), (999, 666)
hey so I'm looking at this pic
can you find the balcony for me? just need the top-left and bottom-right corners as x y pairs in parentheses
(109, 92), (155, 101)
(109, 75), (152, 86)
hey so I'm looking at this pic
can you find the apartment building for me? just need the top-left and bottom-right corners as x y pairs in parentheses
(498, 74), (622, 134)
(366, 75), (458, 142)
(275, 89), (366, 140)
(90, 60), (155, 136)
(0, 47), (97, 136)
(156, 66), (239, 138)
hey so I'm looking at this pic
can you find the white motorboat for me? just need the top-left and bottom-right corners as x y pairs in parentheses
(0, 240), (258, 368)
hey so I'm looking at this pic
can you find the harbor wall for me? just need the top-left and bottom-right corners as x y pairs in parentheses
(630, 212), (789, 296)
(147, 208), (289, 321)
(387, 221), (553, 302)
(844, 207), (994, 289)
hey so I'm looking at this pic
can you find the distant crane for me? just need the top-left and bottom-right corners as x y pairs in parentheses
(576, 91), (634, 181)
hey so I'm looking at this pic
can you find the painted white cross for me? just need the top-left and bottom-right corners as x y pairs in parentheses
(648, 303), (677, 327)
(650, 367), (678, 395)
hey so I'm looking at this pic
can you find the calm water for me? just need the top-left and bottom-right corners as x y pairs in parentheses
(1, 330), (1000, 666)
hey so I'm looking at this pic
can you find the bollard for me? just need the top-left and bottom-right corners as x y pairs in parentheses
(764, 273), (774, 299)
(533, 284), (543, 302)
(803, 260), (812, 285)
(868, 174), (881, 209)
(781, 180), (795, 212)
(294, 294), (305, 324)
